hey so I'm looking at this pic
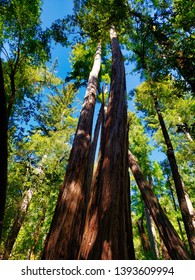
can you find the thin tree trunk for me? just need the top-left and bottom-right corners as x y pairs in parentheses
(177, 120), (194, 142)
(144, 206), (159, 259)
(144, 174), (160, 259)
(184, 131), (194, 142)
(78, 27), (135, 260)
(160, 236), (171, 260)
(7, 70), (16, 119)
(85, 103), (104, 201)
(42, 42), (101, 260)
(2, 189), (34, 260)
(0, 58), (8, 241)
(153, 94), (195, 258)
(137, 215), (151, 254)
(128, 150), (190, 259)
(29, 206), (46, 260)
(168, 178), (185, 242)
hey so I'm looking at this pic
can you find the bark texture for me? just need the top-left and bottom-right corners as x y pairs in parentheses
(85, 103), (104, 201)
(144, 175), (160, 259)
(0, 59), (8, 241)
(137, 215), (151, 254)
(42, 43), (101, 259)
(78, 27), (135, 260)
(128, 150), (190, 260)
(161, 238), (171, 260)
(153, 94), (195, 259)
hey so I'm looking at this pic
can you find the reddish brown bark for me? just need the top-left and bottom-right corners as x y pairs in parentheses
(128, 150), (190, 259)
(137, 215), (151, 254)
(161, 238), (171, 260)
(78, 27), (135, 260)
(85, 103), (104, 201)
(42, 43), (101, 259)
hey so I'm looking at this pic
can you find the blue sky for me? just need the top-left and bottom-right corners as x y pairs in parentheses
(41, 0), (74, 79)
(41, 0), (73, 28)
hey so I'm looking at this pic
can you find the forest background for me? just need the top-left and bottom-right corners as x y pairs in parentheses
(0, 0), (194, 260)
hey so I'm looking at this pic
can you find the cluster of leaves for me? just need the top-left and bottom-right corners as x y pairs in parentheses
(125, 0), (195, 93)
(0, 0), (50, 63)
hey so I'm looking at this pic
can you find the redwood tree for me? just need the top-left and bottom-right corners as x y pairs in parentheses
(42, 42), (101, 259)
(78, 27), (135, 260)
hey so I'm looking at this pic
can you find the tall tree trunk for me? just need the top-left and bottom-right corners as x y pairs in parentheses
(144, 206), (159, 259)
(128, 150), (190, 259)
(7, 70), (16, 119)
(29, 205), (46, 260)
(42, 42), (101, 260)
(137, 215), (151, 255)
(78, 27), (135, 260)
(144, 174), (160, 259)
(78, 100), (106, 260)
(0, 59), (8, 241)
(85, 103), (104, 201)
(153, 94), (195, 259)
(160, 237), (171, 260)
(168, 178), (185, 242)
(2, 189), (34, 260)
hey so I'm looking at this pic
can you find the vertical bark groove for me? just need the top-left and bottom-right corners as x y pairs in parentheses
(78, 27), (135, 260)
(42, 42), (101, 260)
(137, 215), (151, 254)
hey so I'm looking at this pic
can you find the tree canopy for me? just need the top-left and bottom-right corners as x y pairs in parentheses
(0, 0), (194, 260)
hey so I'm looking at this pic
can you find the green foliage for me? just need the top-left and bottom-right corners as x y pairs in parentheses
(1, 82), (77, 259)
(75, 0), (130, 40)
(125, 0), (195, 92)
(173, 0), (195, 32)
(66, 38), (111, 90)
(67, 40), (97, 86)
(128, 111), (153, 174)
(0, 0), (50, 63)
(1, 0), (195, 260)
